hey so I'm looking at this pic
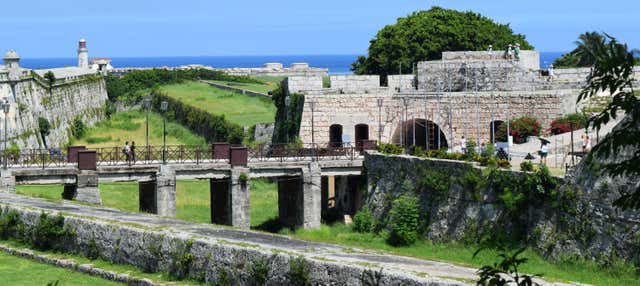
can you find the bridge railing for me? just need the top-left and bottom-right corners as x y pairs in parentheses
(1, 141), (372, 169)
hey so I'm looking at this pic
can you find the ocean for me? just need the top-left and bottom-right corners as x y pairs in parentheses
(19, 52), (565, 75)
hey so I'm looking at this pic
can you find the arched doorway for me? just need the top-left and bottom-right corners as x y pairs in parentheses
(490, 120), (504, 143)
(354, 124), (369, 150)
(329, 124), (343, 147)
(394, 119), (448, 150)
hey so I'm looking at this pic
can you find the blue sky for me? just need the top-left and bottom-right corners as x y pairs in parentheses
(0, 0), (637, 58)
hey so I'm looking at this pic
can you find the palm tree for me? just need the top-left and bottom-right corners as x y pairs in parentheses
(573, 32), (606, 67)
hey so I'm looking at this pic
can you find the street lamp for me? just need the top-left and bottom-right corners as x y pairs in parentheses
(143, 95), (152, 160)
(160, 100), (168, 164)
(309, 100), (315, 145)
(377, 98), (383, 143)
(2, 98), (10, 169)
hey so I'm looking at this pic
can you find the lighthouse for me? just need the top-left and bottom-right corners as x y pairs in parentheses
(77, 38), (89, 68)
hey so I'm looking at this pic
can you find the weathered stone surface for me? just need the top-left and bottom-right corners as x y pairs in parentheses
(75, 170), (101, 204)
(302, 162), (322, 228)
(156, 165), (176, 217)
(230, 167), (250, 229)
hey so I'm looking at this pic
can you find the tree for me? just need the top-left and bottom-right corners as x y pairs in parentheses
(352, 6), (533, 76)
(43, 71), (56, 87)
(577, 34), (640, 209)
(553, 32), (606, 68)
(38, 117), (51, 149)
(475, 247), (540, 286)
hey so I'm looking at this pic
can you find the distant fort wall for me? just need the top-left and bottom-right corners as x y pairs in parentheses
(111, 62), (329, 77)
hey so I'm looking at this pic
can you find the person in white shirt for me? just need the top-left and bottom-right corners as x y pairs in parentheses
(460, 136), (467, 154)
(548, 64), (555, 82)
(539, 142), (549, 165)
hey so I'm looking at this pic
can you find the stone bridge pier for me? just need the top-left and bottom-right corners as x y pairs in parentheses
(63, 170), (102, 205)
(278, 162), (321, 229)
(209, 167), (251, 229)
(138, 165), (176, 217)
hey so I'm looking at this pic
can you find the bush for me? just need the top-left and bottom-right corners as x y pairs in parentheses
(0, 208), (22, 240)
(548, 113), (588, 135)
(495, 117), (541, 144)
(497, 159), (511, 169)
(72, 117), (86, 139)
(353, 207), (376, 233)
(377, 143), (403, 155)
(520, 160), (534, 172)
(387, 195), (419, 246)
(249, 258), (270, 285)
(26, 212), (72, 251)
(287, 256), (310, 286)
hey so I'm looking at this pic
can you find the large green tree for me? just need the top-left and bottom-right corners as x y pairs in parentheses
(553, 32), (606, 68)
(352, 6), (533, 76)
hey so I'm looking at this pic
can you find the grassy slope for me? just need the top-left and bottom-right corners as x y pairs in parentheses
(207, 80), (276, 94)
(160, 81), (276, 127)
(15, 183), (638, 286)
(71, 110), (206, 148)
(0, 251), (121, 286)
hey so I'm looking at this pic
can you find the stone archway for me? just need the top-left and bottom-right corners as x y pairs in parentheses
(392, 119), (448, 150)
(329, 124), (343, 147)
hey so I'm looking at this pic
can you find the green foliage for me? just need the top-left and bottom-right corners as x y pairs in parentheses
(553, 32), (606, 68)
(353, 6), (533, 76)
(152, 90), (244, 144)
(0, 208), (23, 240)
(495, 116), (541, 144)
(520, 161), (534, 172)
(43, 71), (56, 87)
(87, 238), (99, 260)
(576, 34), (640, 210)
(169, 239), (195, 279)
(287, 256), (310, 286)
(38, 117), (51, 137)
(249, 258), (270, 286)
(46, 281), (60, 286)
(377, 143), (403, 155)
(353, 207), (376, 233)
(239, 173), (249, 183)
(387, 194), (419, 246)
(548, 113), (589, 135)
(475, 247), (540, 286)
(103, 101), (116, 119)
(105, 68), (262, 103)
(416, 165), (451, 202)
(25, 212), (72, 252)
(72, 116), (86, 139)
(216, 268), (231, 286)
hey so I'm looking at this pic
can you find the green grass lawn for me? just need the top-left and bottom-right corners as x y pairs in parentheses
(71, 110), (206, 148)
(160, 81), (276, 127)
(15, 182), (639, 286)
(0, 251), (121, 286)
(207, 80), (276, 94)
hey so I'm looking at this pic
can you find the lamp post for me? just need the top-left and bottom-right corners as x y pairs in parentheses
(309, 100), (315, 145)
(2, 98), (10, 170)
(377, 98), (383, 143)
(143, 95), (152, 160)
(160, 100), (168, 164)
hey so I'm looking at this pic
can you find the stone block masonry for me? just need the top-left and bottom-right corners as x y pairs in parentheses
(0, 193), (479, 285)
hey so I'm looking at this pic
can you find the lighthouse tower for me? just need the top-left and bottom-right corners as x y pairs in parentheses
(77, 38), (89, 68)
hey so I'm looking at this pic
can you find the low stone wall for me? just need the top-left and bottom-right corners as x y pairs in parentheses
(203, 81), (270, 98)
(363, 152), (640, 262)
(0, 204), (465, 286)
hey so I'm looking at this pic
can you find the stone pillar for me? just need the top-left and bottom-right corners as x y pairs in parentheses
(0, 170), (15, 193)
(75, 170), (101, 204)
(302, 162), (321, 228)
(230, 167), (250, 229)
(210, 178), (230, 225)
(139, 181), (157, 213)
(156, 165), (176, 217)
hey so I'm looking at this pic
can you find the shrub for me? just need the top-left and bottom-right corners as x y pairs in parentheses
(287, 256), (310, 286)
(169, 240), (194, 279)
(548, 113), (588, 135)
(26, 212), (72, 251)
(497, 159), (511, 169)
(72, 117), (87, 139)
(216, 268), (231, 286)
(377, 143), (403, 155)
(0, 208), (22, 240)
(87, 238), (99, 260)
(353, 207), (376, 233)
(387, 194), (419, 246)
(249, 258), (270, 285)
(495, 117), (541, 144)
(520, 160), (534, 172)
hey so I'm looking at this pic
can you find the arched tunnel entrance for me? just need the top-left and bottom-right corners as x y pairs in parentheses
(393, 119), (448, 150)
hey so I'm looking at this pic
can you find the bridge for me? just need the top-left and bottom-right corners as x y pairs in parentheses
(0, 142), (375, 229)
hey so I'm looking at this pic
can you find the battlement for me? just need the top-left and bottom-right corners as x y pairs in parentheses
(442, 50), (540, 70)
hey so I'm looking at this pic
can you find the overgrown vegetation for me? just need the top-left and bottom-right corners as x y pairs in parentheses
(548, 113), (588, 135)
(271, 83), (304, 143)
(249, 258), (270, 285)
(387, 194), (419, 246)
(495, 116), (541, 144)
(352, 207), (376, 233)
(72, 116), (86, 139)
(475, 247), (540, 286)
(376, 143), (403, 155)
(352, 6), (533, 77)
(287, 256), (310, 286)
(38, 116), (51, 148)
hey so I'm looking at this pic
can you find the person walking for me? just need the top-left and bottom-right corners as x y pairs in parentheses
(581, 134), (589, 153)
(548, 64), (555, 82)
(585, 135), (592, 153)
(460, 136), (467, 154)
(131, 141), (137, 163)
(514, 43), (520, 60)
(123, 141), (130, 163)
(539, 141), (549, 165)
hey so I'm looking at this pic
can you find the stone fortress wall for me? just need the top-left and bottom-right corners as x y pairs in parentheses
(0, 41), (108, 150)
(111, 62), (329, 78)
(284, 50), (630, 148)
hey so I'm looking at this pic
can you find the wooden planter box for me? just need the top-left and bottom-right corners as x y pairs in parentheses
(67, 146), (86, 163)
(230, 147), (248, 166)
(78, 150), (97, 170)
(212, 143), (230, 160)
